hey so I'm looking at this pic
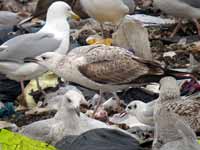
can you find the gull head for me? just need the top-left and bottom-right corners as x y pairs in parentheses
(30, 52), (64, 70)
(57, 91), (81, 117)
(126, 100), (145, 116)
(46, 1), (80, 23)
(159, 76), (180, 102)
(64, 91), (81, 116)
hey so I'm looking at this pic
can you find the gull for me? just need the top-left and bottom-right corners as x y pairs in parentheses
(19, 91), (83, 145)
(19, 88), (122, 145)
(136, 0), (200, 37)
(0, 1), (80, 106)
(0, 11), (22, 27)
(26, 45), (191, 114)
(126, 78), (200, 132)
(153, 76), (200, 150)
(80, 0), (129, 37)
(153, 107), (200, 150)
(156, 77), (200, 132)
(126, 100), (155, 126)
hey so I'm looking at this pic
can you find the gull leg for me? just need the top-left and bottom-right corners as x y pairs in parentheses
(92, 90), (103, 118)
(100, 23), (105, 38)
(170, 19), (182, 38)
(19, 80), (27, 107)
(193, 19), (200, 36)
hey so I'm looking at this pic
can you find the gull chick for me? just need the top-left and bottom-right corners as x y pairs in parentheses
(0, 1), (79, 106)
(136, 0), (200, 37)
(80, 0), (129, 37)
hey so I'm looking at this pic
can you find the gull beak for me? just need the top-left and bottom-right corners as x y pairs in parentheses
(69, 11), (80, 21)
(119, 111), (128, 118)
(24, 57), (38, 63)
(74, 107), (80, 117)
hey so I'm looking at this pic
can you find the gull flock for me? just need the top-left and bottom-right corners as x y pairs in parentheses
(0, 0), (200, 150)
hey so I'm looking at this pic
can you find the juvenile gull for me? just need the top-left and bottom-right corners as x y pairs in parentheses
(19, 89), (118, 145)
(157, 77), (200, 132)
(126, 78), (200, 132)
(153, 107), (200, 150)
(19, 91), (81, 144)
(27, 45), (191, 113)
(80, 0), (129, 37)
(0, 1), (79, 105)
(136, 0), (200, 37)
(153, 77), (200, 150)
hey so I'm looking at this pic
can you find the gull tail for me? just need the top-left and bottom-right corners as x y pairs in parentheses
(164, 68), (196, 80)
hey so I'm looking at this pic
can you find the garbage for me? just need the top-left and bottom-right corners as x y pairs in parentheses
(0, 102), (15, 118)
(0, 129), (56, 150)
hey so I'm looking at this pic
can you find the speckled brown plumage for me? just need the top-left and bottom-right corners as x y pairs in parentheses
(165, 100), (200, 132)
(35, 45), (189, 93)
(156, 77), (200, 133)
(77, 45), (164, 85)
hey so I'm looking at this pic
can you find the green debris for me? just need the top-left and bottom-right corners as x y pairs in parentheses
(0, 129), (57, 150)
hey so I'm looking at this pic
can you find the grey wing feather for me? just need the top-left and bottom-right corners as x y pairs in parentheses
(179, 0), (200, 8)
(0, 32), (61, 62)
(143, 101), (155, 117)
(20, 119), (52, 139)
(77, 45), (164, 85)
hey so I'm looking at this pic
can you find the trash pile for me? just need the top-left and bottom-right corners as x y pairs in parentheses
(0, 0), (200, 150)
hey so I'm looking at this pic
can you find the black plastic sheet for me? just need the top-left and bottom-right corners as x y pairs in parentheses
(56, 128), (143, 150)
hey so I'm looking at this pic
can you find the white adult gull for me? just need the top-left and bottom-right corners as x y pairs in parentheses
(126, 100), (155, 126)
(0, 1), (80, 106)
(80, 0), (129, 37)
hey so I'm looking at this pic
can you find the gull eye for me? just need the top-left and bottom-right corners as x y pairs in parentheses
(133, 104), (137, 109)
(67, 7), (71, 11)
(42, 56), (47, 60)
(128, 106), (132, 109)
(67, 98), (72, 103)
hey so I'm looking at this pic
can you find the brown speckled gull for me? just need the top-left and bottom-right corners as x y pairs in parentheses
(27, 45), (190, 114)
(29, 45), (173, 92)
(126, 76), (200, 132)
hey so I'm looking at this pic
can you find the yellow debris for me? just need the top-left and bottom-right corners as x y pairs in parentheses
(24, 72), (59, 108)
(86, 35), (112, 46)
